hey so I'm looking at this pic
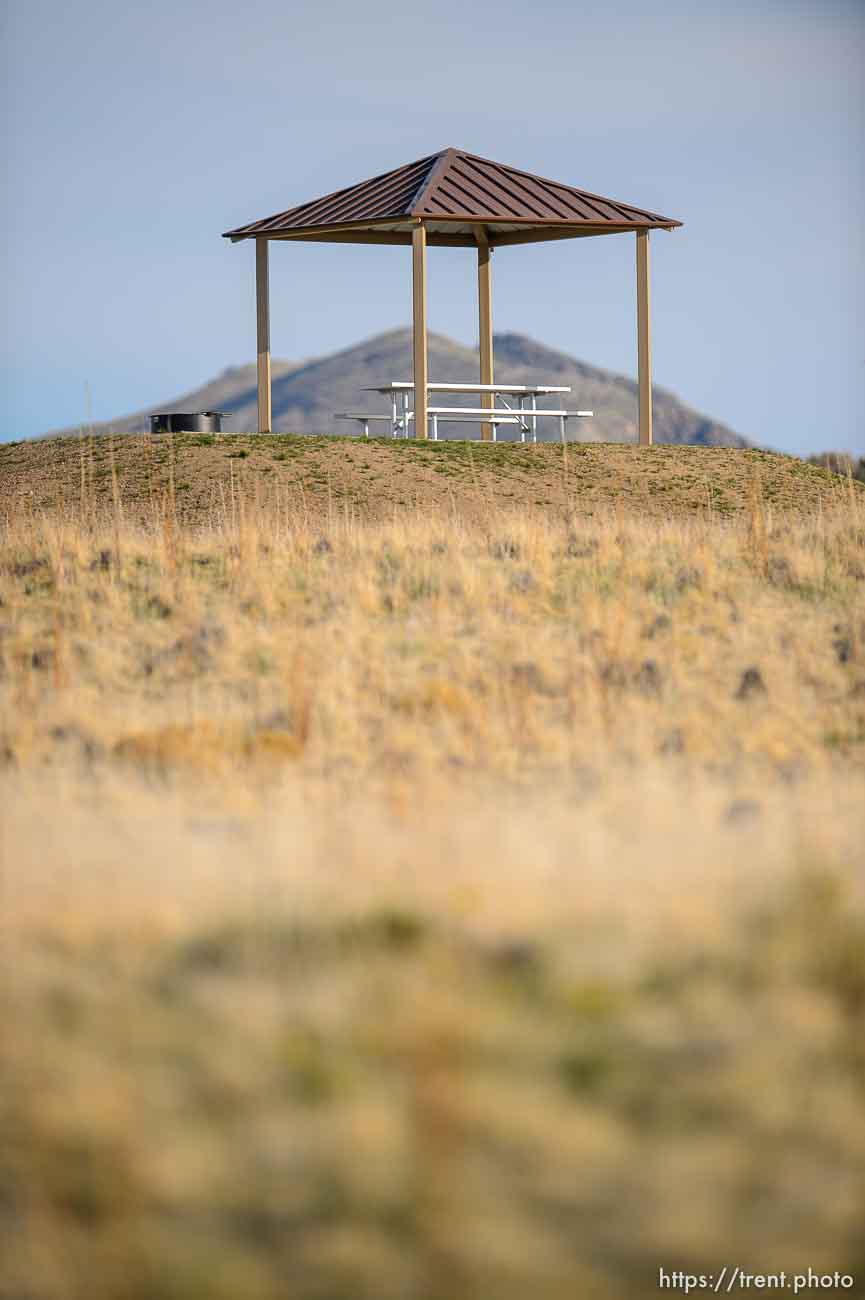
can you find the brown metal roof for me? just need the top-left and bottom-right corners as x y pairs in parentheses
(223, 148), (682, 247)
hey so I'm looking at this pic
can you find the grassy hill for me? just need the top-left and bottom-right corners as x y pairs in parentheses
(43, 328), (752, 447)
(1, 433), (857, 529)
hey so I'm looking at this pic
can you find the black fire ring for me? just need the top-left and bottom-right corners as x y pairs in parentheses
(150, 412), (228, 434)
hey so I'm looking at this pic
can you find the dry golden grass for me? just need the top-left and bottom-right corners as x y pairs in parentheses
(2, 472), (865, 1300)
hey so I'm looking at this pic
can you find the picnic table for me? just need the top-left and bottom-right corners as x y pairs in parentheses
(336, 381), (593, 442)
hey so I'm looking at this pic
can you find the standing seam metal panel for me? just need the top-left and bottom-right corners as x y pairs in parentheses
(230, 155), (438, 235)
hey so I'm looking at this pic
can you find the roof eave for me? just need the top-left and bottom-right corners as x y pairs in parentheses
(223, 214), (421, 241)
(406, 213), (683, 230)
(224, 215), (682, 243)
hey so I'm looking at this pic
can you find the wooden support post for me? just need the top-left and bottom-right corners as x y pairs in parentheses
(412, 224), (428, 439)
(256, 238), (272, 434)
(475, 226), (493, 441)
(636, 229), (652, 446)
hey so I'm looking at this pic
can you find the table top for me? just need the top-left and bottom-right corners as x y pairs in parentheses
(363, 381), (572, 395)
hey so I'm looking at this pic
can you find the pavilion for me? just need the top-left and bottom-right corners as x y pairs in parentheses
(223, 148), (682, 443)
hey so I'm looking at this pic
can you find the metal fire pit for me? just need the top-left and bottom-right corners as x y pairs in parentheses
(150, 411), (228, 434)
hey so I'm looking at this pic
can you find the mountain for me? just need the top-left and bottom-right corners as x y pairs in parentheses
(46, 330), (751, 447)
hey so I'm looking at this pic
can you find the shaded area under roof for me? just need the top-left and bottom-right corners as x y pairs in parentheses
(223, 148), (683, 247)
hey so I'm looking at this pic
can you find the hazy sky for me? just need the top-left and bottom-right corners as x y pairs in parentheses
(2, 0), (863, 453)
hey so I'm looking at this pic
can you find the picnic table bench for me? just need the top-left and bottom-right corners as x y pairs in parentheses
(336, 381), (592, 442)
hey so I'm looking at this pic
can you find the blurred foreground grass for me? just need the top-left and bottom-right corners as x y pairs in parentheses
(2, 483), (865, 1299)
